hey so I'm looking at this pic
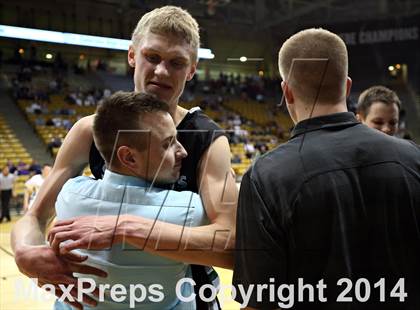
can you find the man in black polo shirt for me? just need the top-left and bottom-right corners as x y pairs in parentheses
(233, 28), (420, 309)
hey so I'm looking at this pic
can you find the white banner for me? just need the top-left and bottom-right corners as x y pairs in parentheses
(338, 26), (419, 45)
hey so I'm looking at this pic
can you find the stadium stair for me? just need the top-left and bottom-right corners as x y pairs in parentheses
(0, 74), (53, 165)
(93, 71), (133, 92)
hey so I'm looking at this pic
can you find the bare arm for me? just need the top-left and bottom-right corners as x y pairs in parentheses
(12, 115), (95, 251)
(11, 115), (105, 309)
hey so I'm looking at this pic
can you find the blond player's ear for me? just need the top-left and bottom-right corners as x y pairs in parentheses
(128, 45), (136, 68)
(186, 63), (197, 81)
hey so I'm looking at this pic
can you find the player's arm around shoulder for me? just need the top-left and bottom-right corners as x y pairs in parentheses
(45, 133), (238, 269)
(12, 114), (95, 250)
(11, 115), (107, 310)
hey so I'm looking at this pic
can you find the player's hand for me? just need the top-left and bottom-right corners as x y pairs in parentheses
(48, 216), (122, 254)
(15, 245), (107, 309)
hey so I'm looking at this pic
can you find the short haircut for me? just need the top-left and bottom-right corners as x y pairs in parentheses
(93, 91), (169, 164)
(131, 5), (200, 62)
(278, 28), (348, 104)
(357, 86), (401, 117)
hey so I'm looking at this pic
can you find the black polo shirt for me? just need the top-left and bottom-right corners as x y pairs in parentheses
(233, 112), (420, 309)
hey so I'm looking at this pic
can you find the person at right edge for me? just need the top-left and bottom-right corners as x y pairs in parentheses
(233, 28), (420, 310)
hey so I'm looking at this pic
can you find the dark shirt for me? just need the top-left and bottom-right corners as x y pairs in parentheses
(175, 107), (225, 192)
(233, 112), (420, 309)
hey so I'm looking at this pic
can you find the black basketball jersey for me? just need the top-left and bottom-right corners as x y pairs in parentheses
(174, 107), (225, 192)
(89, 107), (225, 193)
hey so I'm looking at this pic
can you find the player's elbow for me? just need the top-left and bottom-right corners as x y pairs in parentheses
(218, 252), (235, 269)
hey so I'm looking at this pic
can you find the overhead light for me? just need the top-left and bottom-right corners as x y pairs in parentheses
(0, 24), (214, 59)
(388, 65), (394, 71)
(18, 48), (24, 54)
(395, 64), (401, 69)
(45, 53), (53, 59)
(227, 57), (264, 62)
(199, 49), (215, 59)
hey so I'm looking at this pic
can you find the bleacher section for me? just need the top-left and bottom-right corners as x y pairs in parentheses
(224, 99), (291, 128)
(9, 65), (295, 179)
(17, 94), (96, 156)
(0, 114), (32, 197)
(180, 99), (293, 177)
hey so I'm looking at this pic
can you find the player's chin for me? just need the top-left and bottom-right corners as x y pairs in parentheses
(145, 87), (172, 102)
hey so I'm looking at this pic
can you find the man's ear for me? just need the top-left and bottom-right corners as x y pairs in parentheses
(116, 146), (137, 169)
(186, 62), (197, 81)
(281, 81), (294, 104)
(128, 45), (136, 68)
(346, 76), (352, 98)
(356, 113), (363, 122)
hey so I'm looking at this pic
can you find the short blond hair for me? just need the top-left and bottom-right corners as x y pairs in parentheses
(131, 6), (200, 62)
(278, 28), (348, 104)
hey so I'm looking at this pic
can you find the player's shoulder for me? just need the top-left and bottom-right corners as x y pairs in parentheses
(182, 107), (222, 131)
(254, 141), (298, 169)
(71, 114), (94, 133)
(249, 141), (303, 186)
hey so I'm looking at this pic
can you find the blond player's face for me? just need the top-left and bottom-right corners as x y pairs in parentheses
(128, 32), (196, 107)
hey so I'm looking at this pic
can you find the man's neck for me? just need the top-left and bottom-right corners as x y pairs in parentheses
(296, 101), (348, 123)
(171, 105), (189, 127)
